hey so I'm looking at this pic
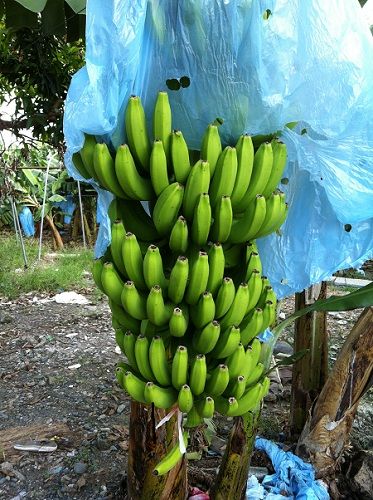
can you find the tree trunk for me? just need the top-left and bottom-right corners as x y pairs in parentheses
(127, 401), (188, 500)
(45, 214), (64, 249)
(296, 307), (373, 478)
(210, 406), (261, 500)
(290, 283), (328, 435)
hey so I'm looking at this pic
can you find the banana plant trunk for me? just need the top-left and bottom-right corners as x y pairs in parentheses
(45, 214), (64, 249)
(127, 401), (188, 499)
(210, 406), (261, 500)
(296, 307), (373, 478)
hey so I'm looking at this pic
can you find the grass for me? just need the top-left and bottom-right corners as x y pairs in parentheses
(0, 233), (95, 299)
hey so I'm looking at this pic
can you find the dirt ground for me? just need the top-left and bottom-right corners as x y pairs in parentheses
(0, 280), (371, 499)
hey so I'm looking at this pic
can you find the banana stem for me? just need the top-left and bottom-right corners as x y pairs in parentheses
(210, 405), (261, 500)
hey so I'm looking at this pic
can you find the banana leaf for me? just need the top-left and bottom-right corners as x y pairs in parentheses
(272, 282), (373, 338)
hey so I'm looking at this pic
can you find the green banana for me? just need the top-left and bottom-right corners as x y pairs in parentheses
(170, 130), (191, 183)
(153, 91), (172, 160)
(262, 140), (287, 198)
(169, 307), (189, 337)
(206, 242), (225, 296)
(189, 354), (207, 396)
(258, 192), (288, 238)
(178, 384), (194, 413)
(254, 191), (282, 238)
(183, 159), (210, 220)
(240, 308), (263, 346)
(225, 342), (246, 379)
(215, 396), (239, 417)
(246, 240), (258, 255)
(122, 232), (146, 289)
(205, 364), (230, 396)
(185, 250), (209, 305)
(149, 336), (171, 386)
(122, 370), (148, 404)
(209, 146), (237, 207)
(147, 285), (173, 326)
(134, 334), (155, 381)
(215, 277), (235, 318)
(171, 345), (188, 390)
(144, 381), (177, 409)
(168, 256), (189, 304)
(260, 376), (271, 399)
(220, 282), (250, 329)
(249, 338), (262, 367)
(261, 300), (276, 329)
(190, 291), (215, 329)
(116, 199), (159, 242)
(109, 299), (141, 332)
(192, 320), (221, 354)
(185, 406), (203, 428)
(114, 328), (124, 352)
(233, 142), (274, 212)
(153, 431), (188, 476)
(223, 243), (242, 268)
(196, 396), (215, 418)
(245, 251), (263, 280)
(153, 182), (184, 236)
(79, 134), (97, 180)
(101, 262), (124, 305)
(229, 194), (267, 244)
(225, 375), (246, 400)
(228, 382), (263, 417)
(93, 143), (127, 198)
(115, 144), (154, 200)
(246, 269), (263, 312)
(210, 324), (241, 359)
(200, 123), (222, 176)
(121, 280), (147, 320)
(92, 258), (105, 292)
(143, 244), (167, 289)
(150, 139), (169, 196)
(115, 366), (125, 389)
(231, 134), (254, 207)
(245, 362), (264, 387)
(122, 330), (138, 370)
(210, 195), (233, 243)
(191, 193), (212, 246)
(257, 276), (271, 308)
(125, 95), (151, 171)
(110, 220), (127, 277)
(169, 216), (189, 254)
(72, 152), (90, 179)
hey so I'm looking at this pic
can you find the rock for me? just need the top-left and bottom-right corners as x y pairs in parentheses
(50, 466), (64, 475)
(350, 450), (373, 498)
(248, 466), (269, 481)
(117, 404), (126, 414)
(273, 341), (293, 356)
(96, 437), (110, 451)
(73, 462), (87, 474)
(0, 313), (13, 324)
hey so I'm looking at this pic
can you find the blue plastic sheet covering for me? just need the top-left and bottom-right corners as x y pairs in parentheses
(63, 0), (373, 298)
(18, 206), (35, 237)
(246, 438), (329, 499)
(53, 194), (76, 224)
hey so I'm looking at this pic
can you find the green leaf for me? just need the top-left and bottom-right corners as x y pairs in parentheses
(5, 0), (38, 29)
(14, 0), (47, 12)
(22, 169), (40, 187)
(65, 0), (85, 14)
(48, 194), (66, 203)
(273, 283), (373, 338)
(270, 349), (309, 371)
(41, 0), (66, 37)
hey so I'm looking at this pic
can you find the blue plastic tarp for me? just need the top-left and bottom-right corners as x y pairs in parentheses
(63, 0), (373, 298)
(52, 194), (76, 224)
(18, 206), (35, 237)
(246, 438), (329, 499)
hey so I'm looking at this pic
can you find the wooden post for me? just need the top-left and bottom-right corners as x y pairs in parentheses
(127, 401), (188, 500)
(290, 283), (328, 435)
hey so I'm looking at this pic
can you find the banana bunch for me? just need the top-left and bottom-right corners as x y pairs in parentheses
(88, 91), (290, 471)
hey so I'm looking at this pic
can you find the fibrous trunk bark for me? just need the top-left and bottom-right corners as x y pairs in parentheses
(45, 214), (64, 249)
(210, 406), (261, 500)
(297, 307), (373, 478)
(291, 283), (328, 435)
(127, 401), (188, 500)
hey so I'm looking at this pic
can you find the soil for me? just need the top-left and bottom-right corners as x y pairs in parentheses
(0, 279), (372, 499)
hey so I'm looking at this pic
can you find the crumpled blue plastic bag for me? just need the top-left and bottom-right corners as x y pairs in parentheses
(246, 438), (329, 499)
(63, 0), (373, 298)
(53, 195), (76, 224)
(18, 206), (35, 237)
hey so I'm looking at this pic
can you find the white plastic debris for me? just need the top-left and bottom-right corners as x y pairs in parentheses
(53, 292), (89, 305)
